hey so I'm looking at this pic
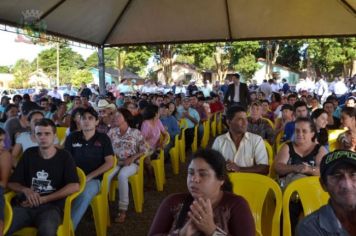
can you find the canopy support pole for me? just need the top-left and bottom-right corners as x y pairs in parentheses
(98, 46), (106, 95)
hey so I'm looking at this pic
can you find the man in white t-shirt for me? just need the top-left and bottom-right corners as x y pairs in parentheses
(212, 105), (269, 175)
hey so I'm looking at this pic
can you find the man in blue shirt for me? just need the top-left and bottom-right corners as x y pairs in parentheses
(283, 101), (309, 142)
(176, 97), (200, 151)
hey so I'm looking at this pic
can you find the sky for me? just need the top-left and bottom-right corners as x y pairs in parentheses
(0, 30), (95, 67)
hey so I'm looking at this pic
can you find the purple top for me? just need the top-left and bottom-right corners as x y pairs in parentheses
(148, 192), (255, 236)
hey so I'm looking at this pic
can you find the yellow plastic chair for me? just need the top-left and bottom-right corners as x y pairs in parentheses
(217, 112), (223, 135)
(191, 125), (198, 153)
(274, 131), (284, 153)
(264, 140), (276, 179)
(282, 176), (329, 236)
(169, 134), (180, 175)
(8, 167), (86, 236)
(109, 155), (147, 213)
(328, 129), (346, 151)
(3, 191), (15, 236)
(56, 127), (68, 144)
(262, 117), (275, 130)
(178, 128), (187, 163)
(57, 168), (86, 236)
(277, 141), (290, 154)
(200, 118), (210, 149)
(211, 113), (217, 137)
(90, 157), (117, 236)
(152, 135), (170, 191)
(229, 173), (282, 236)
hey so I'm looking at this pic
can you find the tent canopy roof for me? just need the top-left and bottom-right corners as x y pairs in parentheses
(0, 0), (355, 47)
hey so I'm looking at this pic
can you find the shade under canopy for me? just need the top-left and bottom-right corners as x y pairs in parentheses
(0, 0), (355, 47)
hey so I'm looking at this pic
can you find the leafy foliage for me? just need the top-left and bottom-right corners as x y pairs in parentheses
(0, 66), (11, 73)
(86, 46), (153, 77)
(37, 44), (85, 84)
(11, 59), (32, 88)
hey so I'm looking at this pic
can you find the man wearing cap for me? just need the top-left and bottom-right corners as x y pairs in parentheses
(95, 99), (117, 133)
(224, 73), (250, 109)
(64, 107), (114, 229)
(296, 150), (356, 236)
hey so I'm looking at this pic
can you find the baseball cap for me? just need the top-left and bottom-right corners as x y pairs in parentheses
(80, 107), (99, 120)
(320, 150), (356, 180)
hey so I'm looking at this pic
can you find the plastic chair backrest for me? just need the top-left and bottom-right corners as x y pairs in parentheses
(191, 125), (198, 152)
(56, 127), (68, 143)
(328, 129), (346, 151)
(282, 176), (329, 236)
(100, 157), (118, 196)
(264, 140), (275, 178)
(179, 119), (188, 129)
(137, 154), (146, 187)
(59, 167), (86, 235)
(217, 112), (223, 134)
(262, 117), (274, 129)
(277, 141), (289, 154)
(229, 173), (282, 236)
(274, 131), (284, 153)
(3, 191), (16, 235)
(211, 113), (217, 137)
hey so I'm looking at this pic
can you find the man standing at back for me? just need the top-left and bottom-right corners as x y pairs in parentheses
(224, 73), (250, 109)
(6, 118), (79, 236)
(212, 105), (269, 175)
(64, 107), (114, 230)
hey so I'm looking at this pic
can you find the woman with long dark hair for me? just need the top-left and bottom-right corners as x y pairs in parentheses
(148, 149), (255, 236)
(68, 107), (85, 134)
(311, 108), (329, 148)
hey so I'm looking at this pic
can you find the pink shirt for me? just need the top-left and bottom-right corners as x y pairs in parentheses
(141, 119), (165, 149)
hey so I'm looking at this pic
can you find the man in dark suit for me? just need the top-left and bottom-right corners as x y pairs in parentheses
(224, 73), (250, 108)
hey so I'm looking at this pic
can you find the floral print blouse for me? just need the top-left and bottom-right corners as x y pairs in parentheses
(107, 127), (150, 162)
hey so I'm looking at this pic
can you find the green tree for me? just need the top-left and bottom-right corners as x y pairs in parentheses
(0, 66), (11, 73)
(176, 43), (216, 68)
(86, 46), (153, 77)
(37, 44), (85, 85)
(229, 41), (260, 82)
(304, 38), (356, 77)
(275, 40), (303, 71)
(234, 54), (261, 81)
(11, 59), (32, 88)
(71, 69), (93, 87)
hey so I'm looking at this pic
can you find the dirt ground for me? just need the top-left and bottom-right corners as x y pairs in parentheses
(76, 161), (189, 236)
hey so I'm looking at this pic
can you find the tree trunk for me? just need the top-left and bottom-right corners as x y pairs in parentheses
(213, 45), (228, 82)
(116, 49), (126, 83)
(159, 44), (174, 84)
(351, 59), (356, 77)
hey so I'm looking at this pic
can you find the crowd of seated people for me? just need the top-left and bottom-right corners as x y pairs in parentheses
(0, 74), (354, 235)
